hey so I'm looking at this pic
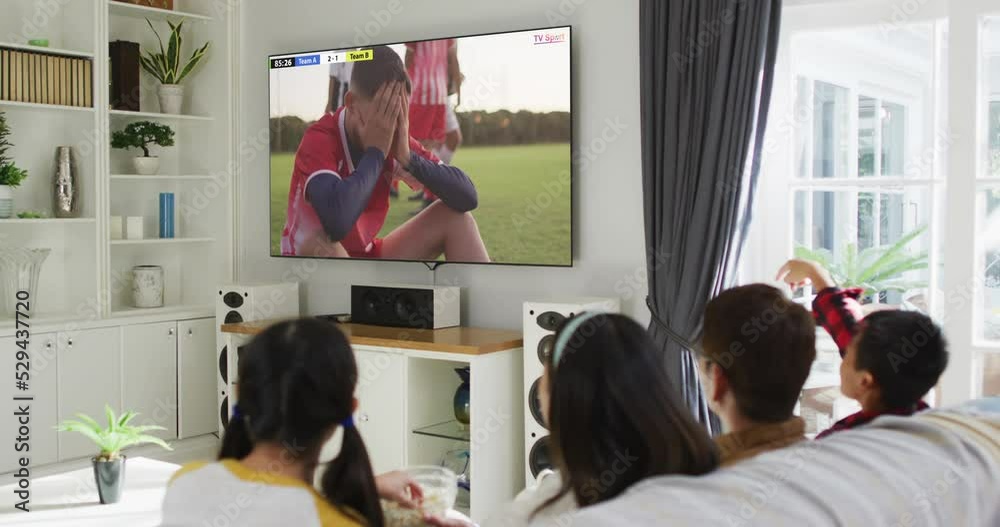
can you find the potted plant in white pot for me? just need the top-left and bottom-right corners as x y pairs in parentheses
(56, 405), (172, 505)
(111, 121), (175, 175)
(140, 18), (210, 114)
(0, 110), (29, 219)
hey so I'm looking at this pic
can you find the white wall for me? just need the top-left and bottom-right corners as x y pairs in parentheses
(238, 0), (646, 329)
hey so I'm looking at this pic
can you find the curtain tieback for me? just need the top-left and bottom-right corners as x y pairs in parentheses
(646, 295), (695, 350)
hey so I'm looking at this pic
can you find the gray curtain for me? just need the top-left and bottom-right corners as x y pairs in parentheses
(639, 0), (782, 432)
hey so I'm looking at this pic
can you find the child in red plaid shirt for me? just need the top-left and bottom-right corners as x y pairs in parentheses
(777, 259), (949, 438)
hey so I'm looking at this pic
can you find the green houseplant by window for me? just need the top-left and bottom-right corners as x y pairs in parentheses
(57, 406), (172, 504)
(140, 18), (211, 114)
(111, 121), (175, 175)
(0, 110), (28, 219)
(794, 225), (929, 302)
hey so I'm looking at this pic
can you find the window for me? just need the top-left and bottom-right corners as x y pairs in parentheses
(751, 2), (1000, 409)
(744, 2), (980, 426)
(978, 17), (1000, 394)
(789, 29), (936, 307)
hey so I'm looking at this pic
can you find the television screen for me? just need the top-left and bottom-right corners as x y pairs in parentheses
(268, 26), (572, 266)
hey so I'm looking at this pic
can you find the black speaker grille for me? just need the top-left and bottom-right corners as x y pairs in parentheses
(536, 311), (565, 331)
(224, 311), (244, 324)
(220, 396), (229, 428)
(351, 286), (435, 328)
(537, 334), (555, 364)
(528, 436), (551, 478)
(219, 346), (228, 384)
(222, 292), (245, 309)
(528, 378), (547, 429)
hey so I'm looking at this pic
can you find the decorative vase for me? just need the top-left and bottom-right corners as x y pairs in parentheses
(453, 367), (471, 426)
(0, 185), (13, 219)
(132, 265), (164, 308)
(133, 156), (160, 175)
(158, 83), (184, 114)
(93, 456), (126, 504)
(0, 248), (50, 317)
(53, 146), (79, 218)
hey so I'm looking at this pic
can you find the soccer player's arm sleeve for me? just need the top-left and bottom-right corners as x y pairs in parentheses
(305, 148), (385, 242)
(405, 153), (478, 213)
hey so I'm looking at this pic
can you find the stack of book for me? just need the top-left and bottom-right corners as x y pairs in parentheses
(0, 47), (93, 108)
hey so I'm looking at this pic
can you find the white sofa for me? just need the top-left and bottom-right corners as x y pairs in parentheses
(565, 398), (1000, 526)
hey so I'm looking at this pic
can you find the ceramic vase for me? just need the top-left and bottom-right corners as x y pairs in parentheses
(158, 84), (184, 114)
(53, 146), (79, 218)
(132, 265), (164, 308)
(453, 367), (471, 425)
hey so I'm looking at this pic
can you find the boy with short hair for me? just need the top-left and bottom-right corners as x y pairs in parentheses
(699, 284), (817, 465)
(777, 259), (949, 438)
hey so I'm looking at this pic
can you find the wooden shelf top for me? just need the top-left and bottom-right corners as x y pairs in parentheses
(220, 319), (523, 356)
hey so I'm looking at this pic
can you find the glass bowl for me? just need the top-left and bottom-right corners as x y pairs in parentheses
(407, 465), (457, 515)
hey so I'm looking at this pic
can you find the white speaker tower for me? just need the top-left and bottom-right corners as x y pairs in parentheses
(215, 282), (300, 435)
(522, 297), (619, 488)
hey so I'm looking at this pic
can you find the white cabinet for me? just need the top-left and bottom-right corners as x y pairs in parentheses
(28, 334), (59, 468)
(58, 327), (122, 461)
(353, 349), (407, 475)
(314, 348), (406, 475)
(178, 318), (217, 438)
(122, 322), (178, 440)
(0, 333), (59, 472)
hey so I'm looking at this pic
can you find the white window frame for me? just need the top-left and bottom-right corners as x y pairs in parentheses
(747, 0), (1000, 405)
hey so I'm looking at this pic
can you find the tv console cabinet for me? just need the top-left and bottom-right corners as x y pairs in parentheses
(220, 320), (525, 523)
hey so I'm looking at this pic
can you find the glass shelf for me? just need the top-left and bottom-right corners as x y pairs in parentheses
(411, 420), (470, 442)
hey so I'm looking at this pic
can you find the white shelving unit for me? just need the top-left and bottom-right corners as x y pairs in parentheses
(111, 174), (216, 180)
(0, 41), (95, 58)
(109, 109), (214, 121)
(107, 1), (214, 22)
(0, 101), (98, 113)
(0, 0), (235, 328)
(111, 237), (215, 245)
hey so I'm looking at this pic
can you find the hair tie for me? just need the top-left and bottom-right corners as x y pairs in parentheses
(340, 415), (355, 429)
(552, 312), (603, 368)
(231, 404), (243, 422)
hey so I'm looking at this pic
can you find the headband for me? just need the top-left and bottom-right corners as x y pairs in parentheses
(551, 311), (603, 367)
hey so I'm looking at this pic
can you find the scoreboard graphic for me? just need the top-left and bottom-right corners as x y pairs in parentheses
(270, 48), (373, 70)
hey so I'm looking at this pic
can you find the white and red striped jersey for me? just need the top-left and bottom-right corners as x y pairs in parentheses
(406, 39), (454, 106)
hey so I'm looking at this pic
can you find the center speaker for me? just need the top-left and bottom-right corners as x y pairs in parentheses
(522, 297), (620, 488)
(351, 284), (460, 329)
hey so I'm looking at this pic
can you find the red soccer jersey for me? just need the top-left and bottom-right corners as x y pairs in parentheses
(406, 39), (454, 106)
(280, 107), (439, 257)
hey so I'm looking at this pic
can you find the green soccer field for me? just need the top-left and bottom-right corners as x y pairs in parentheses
(269, 143), (572, 265)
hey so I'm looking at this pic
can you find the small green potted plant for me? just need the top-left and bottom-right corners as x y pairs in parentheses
(111, 121), (175, 175)
(0, 110), (29, 219)
(57, 406), (172, 504)
(140, 18), (211, 114)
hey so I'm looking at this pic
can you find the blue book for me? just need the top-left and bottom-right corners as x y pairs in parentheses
(159, 193), (175, 238)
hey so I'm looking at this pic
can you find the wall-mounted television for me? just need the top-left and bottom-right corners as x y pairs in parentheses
(268, 26), (572, 267)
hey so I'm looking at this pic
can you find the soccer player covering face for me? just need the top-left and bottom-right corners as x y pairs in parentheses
(280, 46), (490, 262)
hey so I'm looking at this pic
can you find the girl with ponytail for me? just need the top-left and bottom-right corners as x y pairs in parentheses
(162, 318), (457, 526)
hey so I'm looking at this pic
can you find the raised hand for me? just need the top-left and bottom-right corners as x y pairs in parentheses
(359, 83), (400, 156)
(776, 258), (834, 291)
(391, 83), (412, 166)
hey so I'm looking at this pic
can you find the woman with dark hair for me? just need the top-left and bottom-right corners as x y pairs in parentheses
(161, 319), (454, 526)
(486, 313), (719, 526)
